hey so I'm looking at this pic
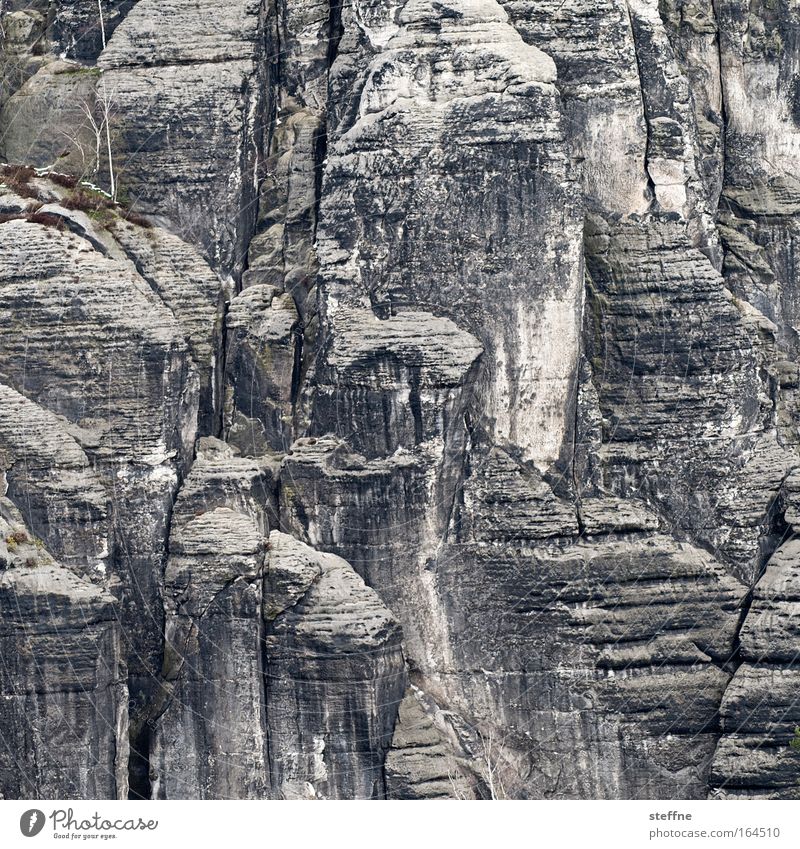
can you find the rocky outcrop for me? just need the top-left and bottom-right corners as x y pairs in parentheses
(147, 438), (274, 799)
(109, 220), (228, 433)
(98, 0), (268, 275)
(152, 507), (269, 799)
(318, 0), (584, 472)
(385, 686), (476, 799)
(224, 284), (300, 454)
(3, 0), (800, 801)
(711, 471), (800, 799)
(0, 173), (226, 796)
(0, 60), (100, 174)
(583, 214), (793, 583)
(51, 1), (138, 61)
(147, 441), (405, 800)
(0, 3), (50, 108)
(0, 382), (111, 580)
(0, 212), (197, 692)
(264, 531), (406, 800)
(0, 498), (128, 799)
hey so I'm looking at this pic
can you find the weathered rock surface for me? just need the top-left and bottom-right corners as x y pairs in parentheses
(0, 215), (197, 695)
(0, 4), (50, 108)
(109, 220), (228, 433)
(584, 214), (793, 583)
(711, 476), (800, 798)
(3, 0), (800, 801)
(318, 0), (584, 472)
(385, 685), (477, 799)
(0, 382), (110, 580)
(264, 531), (406, 800)
(147, 438), (274, 799)
(0, 498), (128, 799)
(0, 174), (225, 797)
(0, 60), (100, 174)
(152, 506), (269, 800)
(224, 284), (300, 454)
(98, 0), (267, 275)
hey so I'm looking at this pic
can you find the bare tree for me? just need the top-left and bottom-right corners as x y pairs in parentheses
(69, 2), (118, 199)
(446, 726), (518, 800)
(96, 77), (117, 200)
(97, 0), (106, 48)
(477, 728), (508, 799)
(97, 2), (117, 200)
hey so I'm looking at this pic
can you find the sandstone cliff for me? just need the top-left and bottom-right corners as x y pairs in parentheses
(1, 0), (800, 799)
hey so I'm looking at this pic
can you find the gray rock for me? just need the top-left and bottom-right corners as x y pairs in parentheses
(0, 382), (111, 580)
(0, 7), (49, 108)
(147, 436), (275, 799)
(151, 506), (269, 800)
(224, 285), (300, 454)
(98, 0), (267, 275)
(710, 535), (800, 798)
(109, 220), (228, 434)
(0, 498), (128, 799)
(385, 686), (476, 799)
(317, 0), (584, 473)
(264, 531), (407, 800)
(584, 214), (793, 582)
(50, 1), (139, 62)
(0, 60), (99, 175)
(3, 0), (800, 803)
(0, 216), (197, 696)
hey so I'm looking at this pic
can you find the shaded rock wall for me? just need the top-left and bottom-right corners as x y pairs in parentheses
(0, 498), (128, 799)
(1, 0), (800, 800)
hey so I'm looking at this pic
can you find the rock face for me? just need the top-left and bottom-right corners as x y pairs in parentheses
(264, 531), (406, 799)
(0, 382), (111, 580)
(223, 284), (300, 454)
(98, 0), (268, 276)
(318, 0), (584, 472)
(0, 498), (128, 799)
(152, 503), (270, 800)
(2, 0), (800, 800)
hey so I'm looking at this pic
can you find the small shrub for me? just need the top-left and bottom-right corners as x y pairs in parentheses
(791, 726), (800, 750)
(1, 164), (35, 183)
(27, 211), (66, 230)
(48, 172), (80, 189)
(0, 210), (66, 231)
(0, 164), (39, 199)
(120, 208), (153, 229)
(1, 178), (38, 199)
(24, 556), (37, 568)
(10, 529), (29, 545)
(62, 187), (115, 213)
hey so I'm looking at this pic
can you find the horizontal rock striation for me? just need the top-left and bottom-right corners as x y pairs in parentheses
(318, 0), (584, 472)
(264, 531), (406, 799)
(0, 498), (128, 799)
(0, 382), (111, 580)
(98, 0), (269, 276)
(2, 0), (800, 801)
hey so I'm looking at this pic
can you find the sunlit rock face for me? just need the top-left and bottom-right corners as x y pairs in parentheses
(317, 0), (585, 472)
(2, 0), (800, 800)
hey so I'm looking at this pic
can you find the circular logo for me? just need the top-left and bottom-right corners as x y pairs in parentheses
(20, 810), (45, 837)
